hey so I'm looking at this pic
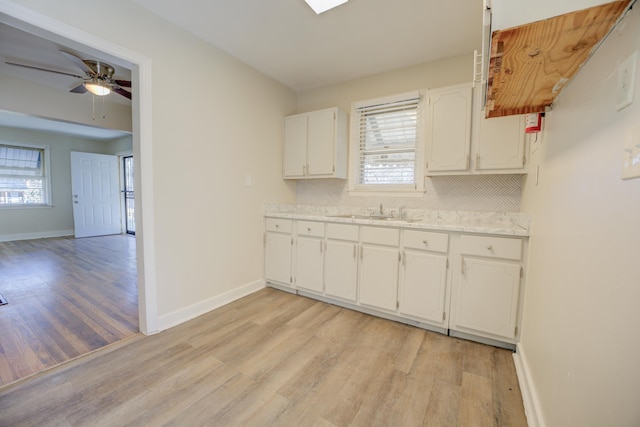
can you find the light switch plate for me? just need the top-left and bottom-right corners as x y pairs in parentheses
(616, 51), (637, 111)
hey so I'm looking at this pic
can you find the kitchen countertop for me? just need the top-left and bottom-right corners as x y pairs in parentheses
(264, 204), (530, 237)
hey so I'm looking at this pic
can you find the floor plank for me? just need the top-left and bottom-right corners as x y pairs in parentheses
(0, 235), (139, 386)
(0, 288), (527, 426)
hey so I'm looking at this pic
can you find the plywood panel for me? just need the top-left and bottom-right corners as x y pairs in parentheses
(486, 0), (632, 118)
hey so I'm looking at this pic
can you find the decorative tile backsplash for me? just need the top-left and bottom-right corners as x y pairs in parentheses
(296, 174), (523, 213)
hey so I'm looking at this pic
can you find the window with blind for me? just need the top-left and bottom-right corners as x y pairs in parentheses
(349, 91), (425, 192)
(0, 143), (50, 206)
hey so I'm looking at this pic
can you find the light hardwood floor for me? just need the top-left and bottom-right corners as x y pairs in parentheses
(0, 235), (139, 387)
(0, 288), (527, 426)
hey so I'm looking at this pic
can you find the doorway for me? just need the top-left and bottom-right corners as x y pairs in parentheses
(1, 4), (156, 334)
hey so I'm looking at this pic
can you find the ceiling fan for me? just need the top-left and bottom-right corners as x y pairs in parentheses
(5, 50), (132, 99)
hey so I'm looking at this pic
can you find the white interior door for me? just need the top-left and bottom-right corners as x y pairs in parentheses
(70, 151), (121, 238)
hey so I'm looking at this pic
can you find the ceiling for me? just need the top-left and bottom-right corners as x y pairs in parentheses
(131, 0), (483, 92)
(0, 0), (482, 137)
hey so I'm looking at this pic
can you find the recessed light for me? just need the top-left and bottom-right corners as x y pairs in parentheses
(304, 0), (348, 14)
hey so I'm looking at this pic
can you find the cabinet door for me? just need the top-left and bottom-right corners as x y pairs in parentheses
(426, 84), (473, 173)
(476, 114), (525, 171)
(296, 236), (324, 293)
(454, 257), (521, 340)
(359, 244), (399, 312)
(265, 232), (292, 286)
(283, 115), (307, 178)
(324, 239), (358, 302)
(399, 250), (448, 325)
(306, 109), (335, 176)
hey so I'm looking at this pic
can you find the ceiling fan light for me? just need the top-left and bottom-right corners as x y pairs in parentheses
(84, 80), (111, 96)
(304, 0), (348, 14)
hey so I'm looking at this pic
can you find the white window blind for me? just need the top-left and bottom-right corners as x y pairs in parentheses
(0, 143), (48, 206)
(355, 94), (422, 187)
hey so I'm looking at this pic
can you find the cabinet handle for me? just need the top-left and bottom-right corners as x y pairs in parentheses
(422, 239), (429, 247)
(486, 245), (493, 251)
(275, 224), (279, 229)
(320, 240), (323, 253)
(307, 227), (311, 232)
(353, 244), (357, 259)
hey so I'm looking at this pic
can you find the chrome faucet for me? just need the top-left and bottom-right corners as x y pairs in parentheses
(379, 203), (384, 216)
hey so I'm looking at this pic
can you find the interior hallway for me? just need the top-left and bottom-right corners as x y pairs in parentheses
(0, 235), (139, 387)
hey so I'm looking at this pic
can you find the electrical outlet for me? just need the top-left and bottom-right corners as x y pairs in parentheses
(616, 51), (637, 111)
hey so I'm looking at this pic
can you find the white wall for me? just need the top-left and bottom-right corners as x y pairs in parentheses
(0, 125), (118, 240)
(296, 54), (524, 213)
(519, 7), (640, 427)
(4, 0), (297, 328)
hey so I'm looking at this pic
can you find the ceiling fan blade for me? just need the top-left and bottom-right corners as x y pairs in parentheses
(114, 79), (131, 87)
(4, 61), (85, 79)
(113, 87), (132, 100)
(70, 83), (87, 94)
(59, 50), (95, 76)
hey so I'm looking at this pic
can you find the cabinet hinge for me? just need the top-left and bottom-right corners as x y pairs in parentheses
(291, 238), (294, 245)
(520, 266), (524, 278)
(523, 155), (526, 166)
(398, 252), (401, 262)
(446, 259), (449, 269)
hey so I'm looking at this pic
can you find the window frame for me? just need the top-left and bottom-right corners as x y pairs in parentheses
(0, 142), (52, 208)
(348, 90), (426, 195)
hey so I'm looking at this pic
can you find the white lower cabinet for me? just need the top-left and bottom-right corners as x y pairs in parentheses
(294, 221), (325, 294)
(358, 227), (400, 312)
(450, 234), (524, 343)
(323, 223), (359, 302)
(264, 219), (293, 288)
(398, 230), (450, 327)
(264, 216), (526, 348)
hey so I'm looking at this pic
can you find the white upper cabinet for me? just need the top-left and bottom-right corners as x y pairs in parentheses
(473, 85), (526, 172)
(426, 83), (527, 176)
(425, 83), (473, 173)
(283, 107), (348, 179)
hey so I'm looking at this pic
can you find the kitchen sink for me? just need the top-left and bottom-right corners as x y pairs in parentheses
(328, 214), (421, 223)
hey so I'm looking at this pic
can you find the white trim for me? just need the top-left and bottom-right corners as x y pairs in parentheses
(0, 0), (157, 335)
(513, 344), (546, 427)
(0, 229), (73, 242)
(156, 280), (266, 332)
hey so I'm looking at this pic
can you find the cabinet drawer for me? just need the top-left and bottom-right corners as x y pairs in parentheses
(326, 223), (359, 241)
(297, 221), (325, 238)
(460, 235), (522, 261)
(361, 226), (400, 246)
(265, 218), (292, 233)
(403, 230), (448, 253)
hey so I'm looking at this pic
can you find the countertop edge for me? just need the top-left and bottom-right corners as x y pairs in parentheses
(264, 212), (530, 237)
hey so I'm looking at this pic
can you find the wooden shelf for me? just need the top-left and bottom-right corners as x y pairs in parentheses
(485, 0), (633, 118)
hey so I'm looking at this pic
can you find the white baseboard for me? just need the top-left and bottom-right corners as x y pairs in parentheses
(513, 344), (546, 427)
(156, 279), (266, 332)
(0, 229), (74, 242)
